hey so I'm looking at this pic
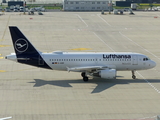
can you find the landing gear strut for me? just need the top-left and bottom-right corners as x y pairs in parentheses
(132, 71), (136, 79)
(81, 72), (88, 82)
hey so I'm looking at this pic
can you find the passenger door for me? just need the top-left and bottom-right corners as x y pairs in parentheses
(132, 55), (138, 65)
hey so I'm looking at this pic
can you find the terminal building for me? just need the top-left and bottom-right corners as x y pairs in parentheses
(62, 0), (112, 11)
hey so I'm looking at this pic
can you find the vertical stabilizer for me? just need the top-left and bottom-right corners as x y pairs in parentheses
(9, 26), (38, 55)
(8, 26), (51, 69)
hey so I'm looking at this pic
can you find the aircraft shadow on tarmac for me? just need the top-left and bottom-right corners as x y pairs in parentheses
(29, 78), (160, 94)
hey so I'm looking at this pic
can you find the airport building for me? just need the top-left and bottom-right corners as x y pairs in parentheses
(62, 0), (112, 11)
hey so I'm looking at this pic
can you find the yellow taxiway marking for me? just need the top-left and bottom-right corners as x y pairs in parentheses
(70, 48), (91, 51)
(0, 54), (4, 59)
(0, 70), (6, 72)
(0, 45), (10, 47)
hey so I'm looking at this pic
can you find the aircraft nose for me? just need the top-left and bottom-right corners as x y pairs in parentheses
(150, 60), (156, 68)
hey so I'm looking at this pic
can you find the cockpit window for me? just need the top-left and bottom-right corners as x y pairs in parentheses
(143, 57), (150, 61)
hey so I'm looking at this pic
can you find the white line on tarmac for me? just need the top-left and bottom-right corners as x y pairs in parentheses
(93, 32), (160, 94)
(75, 14), (88, 27)
(93, 32), (115, 52)
(138, 115), (157, 119)
(119, 31), (160, 60)
(1, 15), (11, 42)
(119, 31), (160, 94)
(137, 71), (160, 94)
(97, 14), (112, 26)
(155, 13), (160, 17)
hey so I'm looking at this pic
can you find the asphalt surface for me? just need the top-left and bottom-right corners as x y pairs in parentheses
(0, 11), (160, 120)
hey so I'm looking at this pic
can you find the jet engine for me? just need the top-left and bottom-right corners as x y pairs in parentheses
(93, 69), (116, 79)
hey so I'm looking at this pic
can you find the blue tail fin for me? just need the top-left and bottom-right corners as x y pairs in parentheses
(9, 26), (51, 69)
(9, 26), (38, 55)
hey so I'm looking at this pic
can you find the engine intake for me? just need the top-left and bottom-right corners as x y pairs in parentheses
(93, 69), (116, 79)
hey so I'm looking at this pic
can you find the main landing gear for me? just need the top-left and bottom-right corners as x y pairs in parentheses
(132, 70), (136, 79)
(81, 72), (88, 82)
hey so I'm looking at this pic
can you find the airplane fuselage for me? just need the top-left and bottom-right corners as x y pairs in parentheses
(7, 52), (155, 71)
(6, 26), (156, 81)
(41, 52), (155, 71)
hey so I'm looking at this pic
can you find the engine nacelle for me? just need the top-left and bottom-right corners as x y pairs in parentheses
(93, 69), (116, 79)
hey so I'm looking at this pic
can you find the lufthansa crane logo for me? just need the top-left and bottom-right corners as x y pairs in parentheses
(15, 39), (28, 52)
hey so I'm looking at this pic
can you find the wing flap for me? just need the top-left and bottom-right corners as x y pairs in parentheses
(67, 66), (108, 72)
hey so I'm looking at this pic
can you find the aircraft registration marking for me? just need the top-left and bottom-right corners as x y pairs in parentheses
(52, 62), (64, 64)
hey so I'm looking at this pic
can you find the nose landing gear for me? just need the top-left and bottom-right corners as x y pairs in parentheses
(132, 71), (136, 79)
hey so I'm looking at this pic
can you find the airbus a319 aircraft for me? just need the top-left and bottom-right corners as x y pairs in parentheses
(6, 26), (156, 81)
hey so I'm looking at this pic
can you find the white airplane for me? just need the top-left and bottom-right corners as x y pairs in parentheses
(6, 26), (156, 81)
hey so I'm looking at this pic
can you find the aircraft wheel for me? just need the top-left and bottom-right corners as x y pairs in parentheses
(81, 72), (85, 77)
(131, 71), (136, 79)
(83, 77), (88, 82)
(132, 75), (136, 79)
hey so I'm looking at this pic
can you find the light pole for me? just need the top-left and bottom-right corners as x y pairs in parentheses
(23, 0), (26, 14)
(108, 0), (112, 14)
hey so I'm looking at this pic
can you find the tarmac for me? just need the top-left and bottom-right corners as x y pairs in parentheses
(0, 11), (160, 120)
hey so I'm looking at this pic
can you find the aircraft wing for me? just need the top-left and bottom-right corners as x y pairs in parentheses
(0, 117), (12, 120)
(67, 66), (109, 72)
